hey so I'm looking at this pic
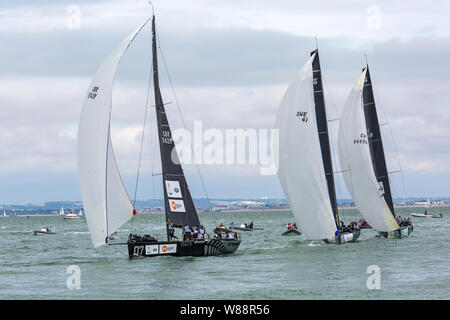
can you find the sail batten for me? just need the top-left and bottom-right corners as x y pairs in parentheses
(337, 68), (399, 232)
(276, 53), (337, 240)
(77, 19), (150, 248)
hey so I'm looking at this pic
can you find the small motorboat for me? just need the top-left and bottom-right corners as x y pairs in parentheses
(281, 229), (301, 236)
(64, 210), (81, 219)
(229, 222), (263, 231)
(357, 219), (372, 229)
(411, 212), (442, 218)
(33, 226), (56, 235)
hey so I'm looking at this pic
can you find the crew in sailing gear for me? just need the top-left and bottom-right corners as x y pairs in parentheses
(214, 229), (222, 239)
(199, 226), (205, 240)
(191, 227), (198, 240)
(168, 220), (175, 241)
(182, 224), (191, 241)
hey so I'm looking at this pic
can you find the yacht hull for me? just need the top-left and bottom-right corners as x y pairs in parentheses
(127, 235), (241, 259)
(378, 225), (413, 238)
(325, 230), (360, 244)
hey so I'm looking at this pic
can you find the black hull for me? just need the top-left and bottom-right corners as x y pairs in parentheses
(127, 236), (241, 259)
(281, 229), (301, 236)
(324, 230), (360, 244)
(229, 226), (263, 231)
(33, 231), (56, 235)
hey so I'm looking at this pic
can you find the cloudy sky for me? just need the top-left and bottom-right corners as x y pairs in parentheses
(0, 0), (449, 204)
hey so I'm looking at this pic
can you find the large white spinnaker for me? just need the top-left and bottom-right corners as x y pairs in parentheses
(337, 69), (398, 232)
(276, 54), (337, 240)
(77, 20), (149, 247)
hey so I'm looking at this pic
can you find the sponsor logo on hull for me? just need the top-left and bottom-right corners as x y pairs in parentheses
(342, 233), (353, 242)
(159, 243), (177, 254)
(145, 245), (159, 255)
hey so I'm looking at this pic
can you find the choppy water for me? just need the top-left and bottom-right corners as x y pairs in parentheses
(0, 207), (448, 300)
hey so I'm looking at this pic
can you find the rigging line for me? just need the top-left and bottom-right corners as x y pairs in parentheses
(322, 76), (341, 125)
(321, 70), (349, 210)
(373, 90), (407, 198)
(131, 25), (154, 233)
(155, 27), (216, 224)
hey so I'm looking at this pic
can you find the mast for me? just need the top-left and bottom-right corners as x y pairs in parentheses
(362, 65), (395, 216)
(310, 49), (340, 229)
(151, 15), (200, 239)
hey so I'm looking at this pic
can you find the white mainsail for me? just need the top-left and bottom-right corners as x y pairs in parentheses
(337, 69), (398, 232)
(77, 20), (149, 247)
(59, 206), (64, 216)
(275, 54), (337, 240)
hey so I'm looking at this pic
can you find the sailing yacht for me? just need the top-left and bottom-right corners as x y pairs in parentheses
(276, 49), (360, 244)
(77, 12), (241, 258)
(337, 64), (413, 238)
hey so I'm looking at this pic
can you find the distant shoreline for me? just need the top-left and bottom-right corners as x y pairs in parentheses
(209, 205), (449, 214)
(4, 204), (448, 217)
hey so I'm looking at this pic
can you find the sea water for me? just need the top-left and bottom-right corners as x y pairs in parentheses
(0, 207), (448, 299)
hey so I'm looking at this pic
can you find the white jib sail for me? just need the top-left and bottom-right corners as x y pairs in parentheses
(77, 19), (149, 247)
(275, 54), (337, 240)
(337, 69), (399, 232)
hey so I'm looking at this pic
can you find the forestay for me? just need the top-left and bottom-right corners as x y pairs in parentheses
(337, 69), (399, 232)
(77, 19), (150, 247)
(276, 54), (337, 240)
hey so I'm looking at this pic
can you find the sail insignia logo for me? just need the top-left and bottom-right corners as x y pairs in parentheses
(162, 130), (173, 144)
(169, 199), (186, 212)
(296, 111), (309, 123)
(88, 86), (99, 100)
(353, 133), (368, 144)
(165, 180), (182, 198)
